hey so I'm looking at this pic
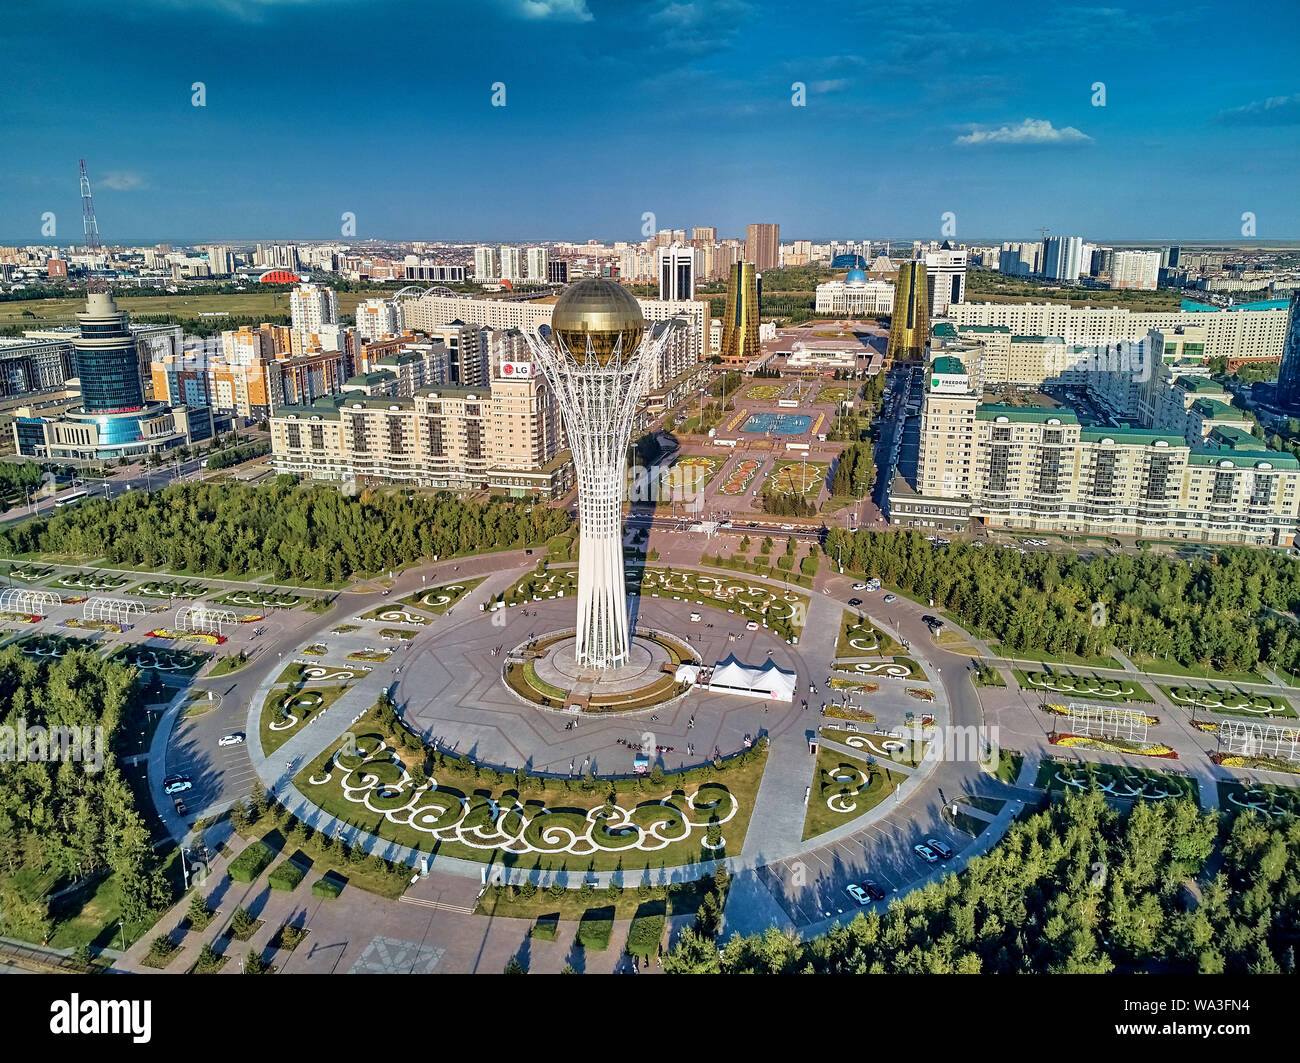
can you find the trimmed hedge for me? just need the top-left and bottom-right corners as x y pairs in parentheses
(576, 906), (615, 951)
(312, 874), (345, 899)
(531, 915), (559, 941)
(227, 841), (274, 883)
(626, 905), (666, 959)
(268, 858), (307, 891)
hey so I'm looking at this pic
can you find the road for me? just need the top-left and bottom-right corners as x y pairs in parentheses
(0, 457), (210, 524)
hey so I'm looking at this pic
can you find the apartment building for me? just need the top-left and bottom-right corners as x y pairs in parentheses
(269, 369), (572, 498)
(948, 300), (1289, 363)
(890, 343), (1300, 545)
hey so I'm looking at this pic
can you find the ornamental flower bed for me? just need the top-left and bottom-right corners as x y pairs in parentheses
(1041, 703), (1160, 726)
(906, 688), (935, 702)
(146, 628), (226, 645)
(0, 612), (42, 624)
(824, 704), (876, 723)
(1211, 752), (1300, 774)
(1051, 733), (1178, 759)
(719, 459), (762, 495)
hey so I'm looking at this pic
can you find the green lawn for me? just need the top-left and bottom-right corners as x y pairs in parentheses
(1013, 668), (1153, 703)
(993, 644), (1121, 670)
(11, 848), (186, 952)
(398, 576), (485, 616)
(1034, 758), (1198, 802)
(802, 749), (901, 840)
(294, 706), (768, 873)
(835, 610), (894, 658)
(260, 683), (354, 755)
(1128, 653), (1265, 685)
(1157, 684), (1295, 718)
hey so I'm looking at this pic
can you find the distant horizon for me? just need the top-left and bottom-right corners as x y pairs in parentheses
(8, 236), (1300, 252)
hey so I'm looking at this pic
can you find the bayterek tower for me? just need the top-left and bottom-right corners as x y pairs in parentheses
(522, 279), (669, 671)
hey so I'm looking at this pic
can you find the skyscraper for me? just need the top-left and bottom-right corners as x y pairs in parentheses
(473, 246), (496, 281)
(924, 245), (967, 317)
(1042, 236), (1084, 282)
(1276, 292), (1300, 410)
(745, 223), (779, 271)
(720, 262), (760, 366)
(526, 246), (549, 282)
(656, 245), (696, 301)
(887, 261), (929, 361)
(499, 246), (523, 283)
(691, 227), (717, 243)
(289, 284), (339, 334)
(1109, 251), (1161, 290)
(74, 290), (144, 413)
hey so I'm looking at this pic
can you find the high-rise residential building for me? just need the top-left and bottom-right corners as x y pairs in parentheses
(526, 246), (549, 282)
(924, 245), (967, 318)
(1042, 236), (1084, 282)
(1275, 292), (1300, 410)
(473, 246), (496, 281)
(887, 261), (930, 361)
(719, 262), (761, 367)
(691, 227), (717, 243)
(1110, 250), (1161, 291)
(547, 260), (569, 285)
(499, 245), (523, 283)
(656, 245), (696, 301)
(1161, 246), (1182, 269)
(289, 283), (339, 335)
(745, 223), (780, 271)
(890, 331), (1300, 546)
(354, 298), (404, 342)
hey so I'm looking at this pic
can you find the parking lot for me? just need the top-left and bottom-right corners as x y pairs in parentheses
(753, 808), (971, 928)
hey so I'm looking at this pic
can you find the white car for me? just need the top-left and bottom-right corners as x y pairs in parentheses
(845, 883), (870, 906)
(689, 612), (701, 623)
(163, 778), (193, 796)
(745, 621), (759, 631)
(218, 733), (245, 747)
(883, 594), (897, 604)
(852, 582), (867, 590)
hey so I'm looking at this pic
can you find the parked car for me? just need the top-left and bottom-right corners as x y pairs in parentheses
(163, 778), (193, 796)
(852, 582), (867, 590)
(861, 880), (887, 901)
(914, 843), (939, 863)
(883, 593), (897, 604)
(745, 620), (759, 631)
(845, 884), (870, 906)
(926, 838), (954, 860)
(848, 597), (862, 607)
(218, 733), (245, 747)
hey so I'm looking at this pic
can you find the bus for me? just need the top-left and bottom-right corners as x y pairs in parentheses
(54, 490), (88, 508)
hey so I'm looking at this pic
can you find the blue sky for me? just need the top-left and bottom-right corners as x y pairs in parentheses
(2, 0), (1299, 244)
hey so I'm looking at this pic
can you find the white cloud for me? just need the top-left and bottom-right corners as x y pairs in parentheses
(517, 0), (593, 20)
(1215, 93), (1300, 126)
(955, 118), (1091, 147)
(810, 78), (850, 94)
(100, 172), (149, 191)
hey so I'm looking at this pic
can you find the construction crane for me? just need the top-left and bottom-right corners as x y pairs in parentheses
(79, 159), (109, 293)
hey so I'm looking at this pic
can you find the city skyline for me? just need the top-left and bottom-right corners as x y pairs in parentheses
(3, 1), (1299, 243)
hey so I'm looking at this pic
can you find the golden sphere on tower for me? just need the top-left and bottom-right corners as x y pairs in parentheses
(550, 278), (645, 365)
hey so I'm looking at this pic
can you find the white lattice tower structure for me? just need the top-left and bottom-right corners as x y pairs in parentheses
(522, 323), (667, 670)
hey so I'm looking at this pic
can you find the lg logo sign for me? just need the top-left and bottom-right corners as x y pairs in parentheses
(500, 362), (533, 377)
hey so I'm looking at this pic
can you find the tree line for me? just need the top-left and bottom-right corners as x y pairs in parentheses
(665, 790), (1298, 974)
(0, 477), (573, 585)
(0, 646), (170, 942)
(824, 528), (1300, 675)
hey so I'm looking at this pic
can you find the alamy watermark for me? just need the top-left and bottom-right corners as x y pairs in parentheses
(0, 720), (105, 773)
